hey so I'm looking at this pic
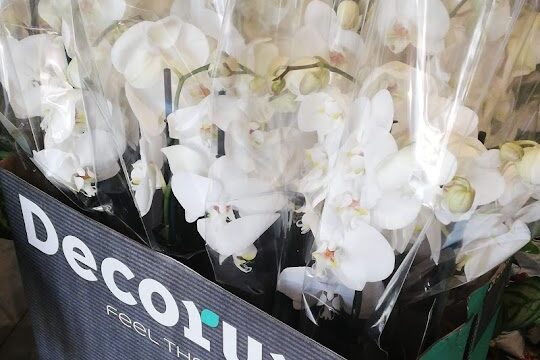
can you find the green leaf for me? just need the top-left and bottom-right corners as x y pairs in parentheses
(502, 277), (540, 330)
(521, 241), (540, 254)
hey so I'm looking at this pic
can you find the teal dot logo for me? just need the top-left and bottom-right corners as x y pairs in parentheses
(201, 309), (220, 328)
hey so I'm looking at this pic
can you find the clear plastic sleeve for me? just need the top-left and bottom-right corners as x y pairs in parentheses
(0, 0), (149, 243)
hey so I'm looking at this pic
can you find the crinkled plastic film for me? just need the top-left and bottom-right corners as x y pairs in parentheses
(1, 0), (539, 358)
(0, 0), (150, 245)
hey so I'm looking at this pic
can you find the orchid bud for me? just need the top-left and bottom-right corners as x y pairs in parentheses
(500, 142), (524, 162)
(443, 177), (475, 214)
(271, 78), (286, 94)
(240, 245), (258, 261)
(517, 146), (540, 185)
(299, 68), (329, 95)
(250, 77), (267, 94)
(337, 1), (360, 30)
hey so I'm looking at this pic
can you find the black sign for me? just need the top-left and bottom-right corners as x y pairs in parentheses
(0, 170), (342, 360)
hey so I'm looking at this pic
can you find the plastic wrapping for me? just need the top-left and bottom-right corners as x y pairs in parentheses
(0, 0), (149, 243)
(0, 0), (539, 358)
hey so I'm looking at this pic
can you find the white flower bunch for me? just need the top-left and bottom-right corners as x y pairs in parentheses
(1, 0), (538, 321)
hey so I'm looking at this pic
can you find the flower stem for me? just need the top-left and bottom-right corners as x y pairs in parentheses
(93, 16), (143, 46)
(163, 182), (172, 226)
(273, 62), (355, 82)
(449, 0), (468, 17)
(514, 140), (538, 147)
(173, 64), (211, 110)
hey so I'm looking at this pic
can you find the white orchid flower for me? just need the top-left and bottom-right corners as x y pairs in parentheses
(111, 15), (209, 88)
(39, 88), (83, 144)
(317, 90), (396, 230)
(291, 0), (365, 71)
(226, 123), (316, 187)
(457, 213), (530, 281)
(0, 34), (69, 119)
(376, 0), (449, 54)
(278, 267), (385, 319)
(359, 62), (442, 128)
(160, 151), (288, 267)
(33, 148), (96, 196)
(297, 91), (349, 155)
(498, 144), (540, 212)
(277, 266), (355, 312)
(308, 221), (395, 291)
(435, 142), (505, 224)
(131, 135), (166, 216)
(41, 122), (124, 180)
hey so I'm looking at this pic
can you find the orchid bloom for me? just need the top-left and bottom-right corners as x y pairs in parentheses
(320, 90), (398, 230)
(498, 143), (540, 211)
(297, 90), (349, 152)
(309, 221), (395, 291)
(376, 0), (449, 54)
(33, 126), (124, 197)
(0, 34), (69, 119)
(33, 148), (97, 197)
(436, 140), (505, 224)
(291, 0), (365, 71)
(40, 88), (84, 145)
(111, 15), (209, 88)
(161, 149), (288, 269)
(456, 213), (530, 281)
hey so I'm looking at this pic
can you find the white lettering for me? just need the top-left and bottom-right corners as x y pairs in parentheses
(139, 279), (179, 327)
(62, 235), (97, 281)
(182, 301), (210, 351)
(223, 321), (262, 360)
(102, 257), (137, 305)
(20, 195), (58, 255)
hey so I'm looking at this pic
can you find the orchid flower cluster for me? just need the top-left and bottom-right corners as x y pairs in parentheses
(0, 0), (539, 322)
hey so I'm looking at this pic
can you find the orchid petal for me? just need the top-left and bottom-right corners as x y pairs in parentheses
(462, 214), (508, 246)
(146, 16), (182, 50)
(161, 144), (210, 176)
(134, 165), (156, 217)
(462, 221), (530, 281)
(167, 100), (208, 139)
(468, 167), (505, 205)
(337, 222), (395, 290)
(125, 82), (165, 137)
(277, 267), (307, 305)
(373, 191), (422, 230)
(197, 213), (280, 258)
(33, 149), (78, 185)
(304, 0), (337, 32)
(370, 89), (394, 131)
(170, 172), (213, 222)
(111, 21), (163, 88)
(165, 21), (209, 74)
(375, 146), (415, 191)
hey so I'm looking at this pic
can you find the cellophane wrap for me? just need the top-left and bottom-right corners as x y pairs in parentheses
(0, 0), (149, 244)
(1, 0), (539, 358)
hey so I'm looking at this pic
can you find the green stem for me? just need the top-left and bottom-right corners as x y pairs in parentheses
(449, 0), (468, 17)
(93, 16), (143, 46)
(514, 140), (538, 147)
(163, 182), (171, 226)
(274, 62), (355, 82)
(173, 64), (211, 110)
